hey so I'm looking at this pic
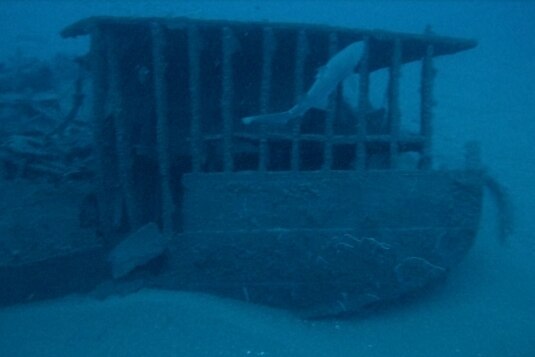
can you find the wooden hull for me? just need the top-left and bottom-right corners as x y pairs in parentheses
(157, 170), (484, 316)
(0, 170), (483, 317)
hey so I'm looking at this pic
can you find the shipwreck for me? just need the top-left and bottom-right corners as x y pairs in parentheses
(0, 16), (498, 318)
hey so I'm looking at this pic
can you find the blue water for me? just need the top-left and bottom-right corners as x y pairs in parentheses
(0, 1), (534, 356)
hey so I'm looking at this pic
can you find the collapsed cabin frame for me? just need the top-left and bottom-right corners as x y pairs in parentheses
(62, 17), (477, 241)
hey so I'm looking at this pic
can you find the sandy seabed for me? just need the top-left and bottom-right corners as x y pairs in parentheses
(1, 231), (534, 357)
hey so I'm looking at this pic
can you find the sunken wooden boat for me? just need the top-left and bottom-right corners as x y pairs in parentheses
(1, 17), (484, 317)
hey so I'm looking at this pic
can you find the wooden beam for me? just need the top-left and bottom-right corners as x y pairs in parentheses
(291, 29), (308, 171)
(90, 25), (115, 244)
(388, 38), (402, 169)
(420, 42), (435, 170)
(355, 36), (370, 170)
(322, 32), (339, 171)
(221, 26), (236, 172)
(151, 23), (175, 236)
(107, 32), (140, 232)
(258, 27), (276, 171)
(187, 25), (203, 172)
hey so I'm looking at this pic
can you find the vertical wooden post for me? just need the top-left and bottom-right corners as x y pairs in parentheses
(151, 23), (175, 236)
(322, 32), (339, 171)
(420, 42), (435, 170)
(221, 27), (236, 172)
(258, 27), (276, 171)
(355, 36), (370, 170)
(388, 38), (402, 169)
(291, 29), (308, 171)
(90, 25), (115, 243)
(107, 32), (140, 232)
(187, 25), (202, 173)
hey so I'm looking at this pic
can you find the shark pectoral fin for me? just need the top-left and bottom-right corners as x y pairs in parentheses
(242, 111), (295, 125)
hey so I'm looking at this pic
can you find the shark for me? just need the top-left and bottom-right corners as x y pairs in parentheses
(242, 41), (364, 125)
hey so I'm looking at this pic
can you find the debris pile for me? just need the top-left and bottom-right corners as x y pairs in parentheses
(0, 54), (93, 181)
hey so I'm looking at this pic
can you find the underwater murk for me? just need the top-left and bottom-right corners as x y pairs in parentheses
(0, 1), (534, 356)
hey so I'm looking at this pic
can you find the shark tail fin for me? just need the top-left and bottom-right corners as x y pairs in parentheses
(242, 111), (295, 125)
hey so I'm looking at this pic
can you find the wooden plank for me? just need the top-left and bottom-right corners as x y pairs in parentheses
(182, 170), (483, 232)
(62, 16), (478, 61)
